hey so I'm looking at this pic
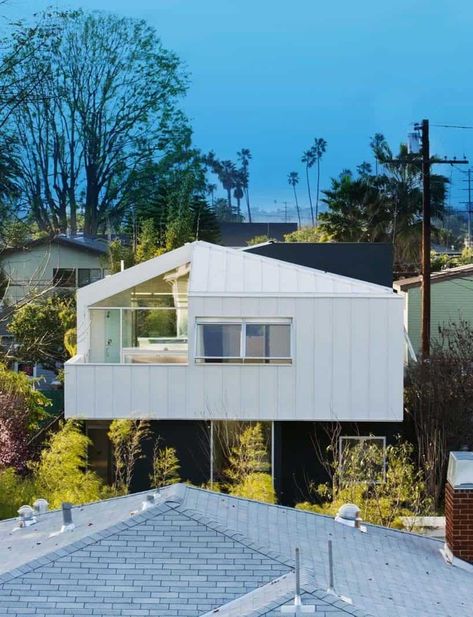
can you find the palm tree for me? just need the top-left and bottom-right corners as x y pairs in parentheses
(233, 169), (245, 217)
(207, 183), (217, 206)
(301, 149), (315, 225)
(288, 171), (301, 227)
(237, 148), (252, 222)
(219, 160), (237, 209)
(312, 137), (327, 226)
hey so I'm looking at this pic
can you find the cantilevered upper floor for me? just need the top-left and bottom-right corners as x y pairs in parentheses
(65, 241), (404, 422)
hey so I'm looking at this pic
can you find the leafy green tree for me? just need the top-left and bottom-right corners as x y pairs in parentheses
(225, 423), (269, 486)
(6, 9), (188, 235)
(33, 420), (103, 509)
(284, 225), (333, 243)
(150, 441), (181, 488)
(108, 419), (151, 494)
(229, 472), (276, 504)
(0, 364), (50, 471)
(297, 439), (432, 529)
(0, 468), (37, 520)
(8, 295), (76, 369)
(135, 219), (160, 264)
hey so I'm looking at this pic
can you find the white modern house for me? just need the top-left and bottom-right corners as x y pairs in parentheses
(64, 241), (404, 498)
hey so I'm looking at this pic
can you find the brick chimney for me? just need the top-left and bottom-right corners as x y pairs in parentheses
(445, 451), (473, 564)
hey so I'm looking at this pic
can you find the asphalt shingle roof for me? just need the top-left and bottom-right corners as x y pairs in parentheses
(0, 484), (472, 617)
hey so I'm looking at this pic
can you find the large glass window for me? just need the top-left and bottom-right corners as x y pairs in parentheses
(196, 320), (291, 364)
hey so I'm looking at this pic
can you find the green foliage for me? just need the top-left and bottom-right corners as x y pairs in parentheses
(108, 419), (151, 494)
(229, 472), (276, 504)
(32, 420), (103, 509)
(431, 246), (473, 272)
(150, 442), (181, 488)
(297, 439), (432, 528)
(225, 423), (270, 486)
(135, 219), (160, 264)
(284, 226), (333, 243)
(6, 9), (189, 235)
(8, 295), (76, 369)
(0, 364), (50, 471)
(103, 240), (134, 274)
(246, 235), (271, 246)
(0, 468), (37, 520)
(64, 328), (77, 358)
(318, 136), (448, 268)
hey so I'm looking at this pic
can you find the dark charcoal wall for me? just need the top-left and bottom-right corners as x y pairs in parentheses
(247, 242), (393, 287)
(87, 419), (407, 506)
(274, 421), (406, 506)
(86, 420), (210, 493)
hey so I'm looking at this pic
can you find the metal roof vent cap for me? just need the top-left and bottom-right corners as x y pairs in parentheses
(17, 505), (36, 528)
(142, 494), (156, 511)
(335, 503), (367, 533)
(33, 498), (49, 515)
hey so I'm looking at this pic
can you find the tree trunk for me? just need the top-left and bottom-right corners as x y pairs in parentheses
(306, 165), (314, 225)
(293, 186), (301, 227)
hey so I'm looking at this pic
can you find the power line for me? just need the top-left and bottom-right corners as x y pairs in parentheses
(431, 123), (473, 130)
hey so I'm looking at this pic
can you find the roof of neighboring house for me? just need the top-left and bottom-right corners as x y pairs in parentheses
(219, 222), (298, 246)
(0, 484), (471, 617)
(394, 263), (473, 290)
(0, 234), (109, 257)
(246, 242), (393, 287)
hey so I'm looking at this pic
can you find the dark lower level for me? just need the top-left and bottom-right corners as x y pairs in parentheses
(86, 419), (406, 506)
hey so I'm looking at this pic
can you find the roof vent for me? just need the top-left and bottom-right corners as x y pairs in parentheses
(335, 503), (367, 533)
(17, 505), (36, 527)
(61, 502), (75, 532)
(33, 499), (49, 515)
(142, 494), (156, 511)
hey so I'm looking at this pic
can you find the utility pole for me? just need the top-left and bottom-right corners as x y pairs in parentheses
(412, 119), (468, 359)
(421, 119), (431, 360)
(459, 168), (473, 247)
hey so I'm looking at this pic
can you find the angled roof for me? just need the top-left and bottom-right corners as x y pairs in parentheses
(394, 263), (473, 290)
(1, 234), (108, 257)
(78, 242), (397, 311)
(0, 484), (471, 617)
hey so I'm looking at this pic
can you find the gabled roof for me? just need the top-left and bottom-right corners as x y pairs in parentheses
(394, 263), (473, 290)
(1, 234), (108, 257)
(78, 241), (397, 309)
(0, 484), (471, 617)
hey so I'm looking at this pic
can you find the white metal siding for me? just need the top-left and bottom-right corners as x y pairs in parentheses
(66, 294), (404, 422)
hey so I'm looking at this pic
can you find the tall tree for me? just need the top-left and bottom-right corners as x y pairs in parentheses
(312, 137), (327, 226)
(5, 10), (188, 235)
(301, 148), (315, 224)
(287, 171), (301, 227)
(237, 148), (252, 222)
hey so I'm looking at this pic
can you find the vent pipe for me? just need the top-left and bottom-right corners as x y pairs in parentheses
(280, 547), (315, 614)
(142, 494), (155, 511)
(61, 502), (75, 532)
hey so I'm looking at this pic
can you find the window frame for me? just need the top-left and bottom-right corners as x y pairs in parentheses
(339, 435), (387, 483)
(77, 268), (103, 288)
(195, 317), (293, 365)
(53, 267), (76, 288)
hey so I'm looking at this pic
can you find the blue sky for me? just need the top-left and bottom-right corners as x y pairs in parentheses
(5, 0), (473, 222)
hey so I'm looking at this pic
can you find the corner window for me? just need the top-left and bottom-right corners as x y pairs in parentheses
(196, 319), (291, 364)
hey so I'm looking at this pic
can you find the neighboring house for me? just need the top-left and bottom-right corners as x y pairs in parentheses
(219, 222), (298, 246)
(394, 263), (473, 355)
(65, 241), (404, 500)
(2, 463), (473, 617)
(0, 235), (109, 306)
